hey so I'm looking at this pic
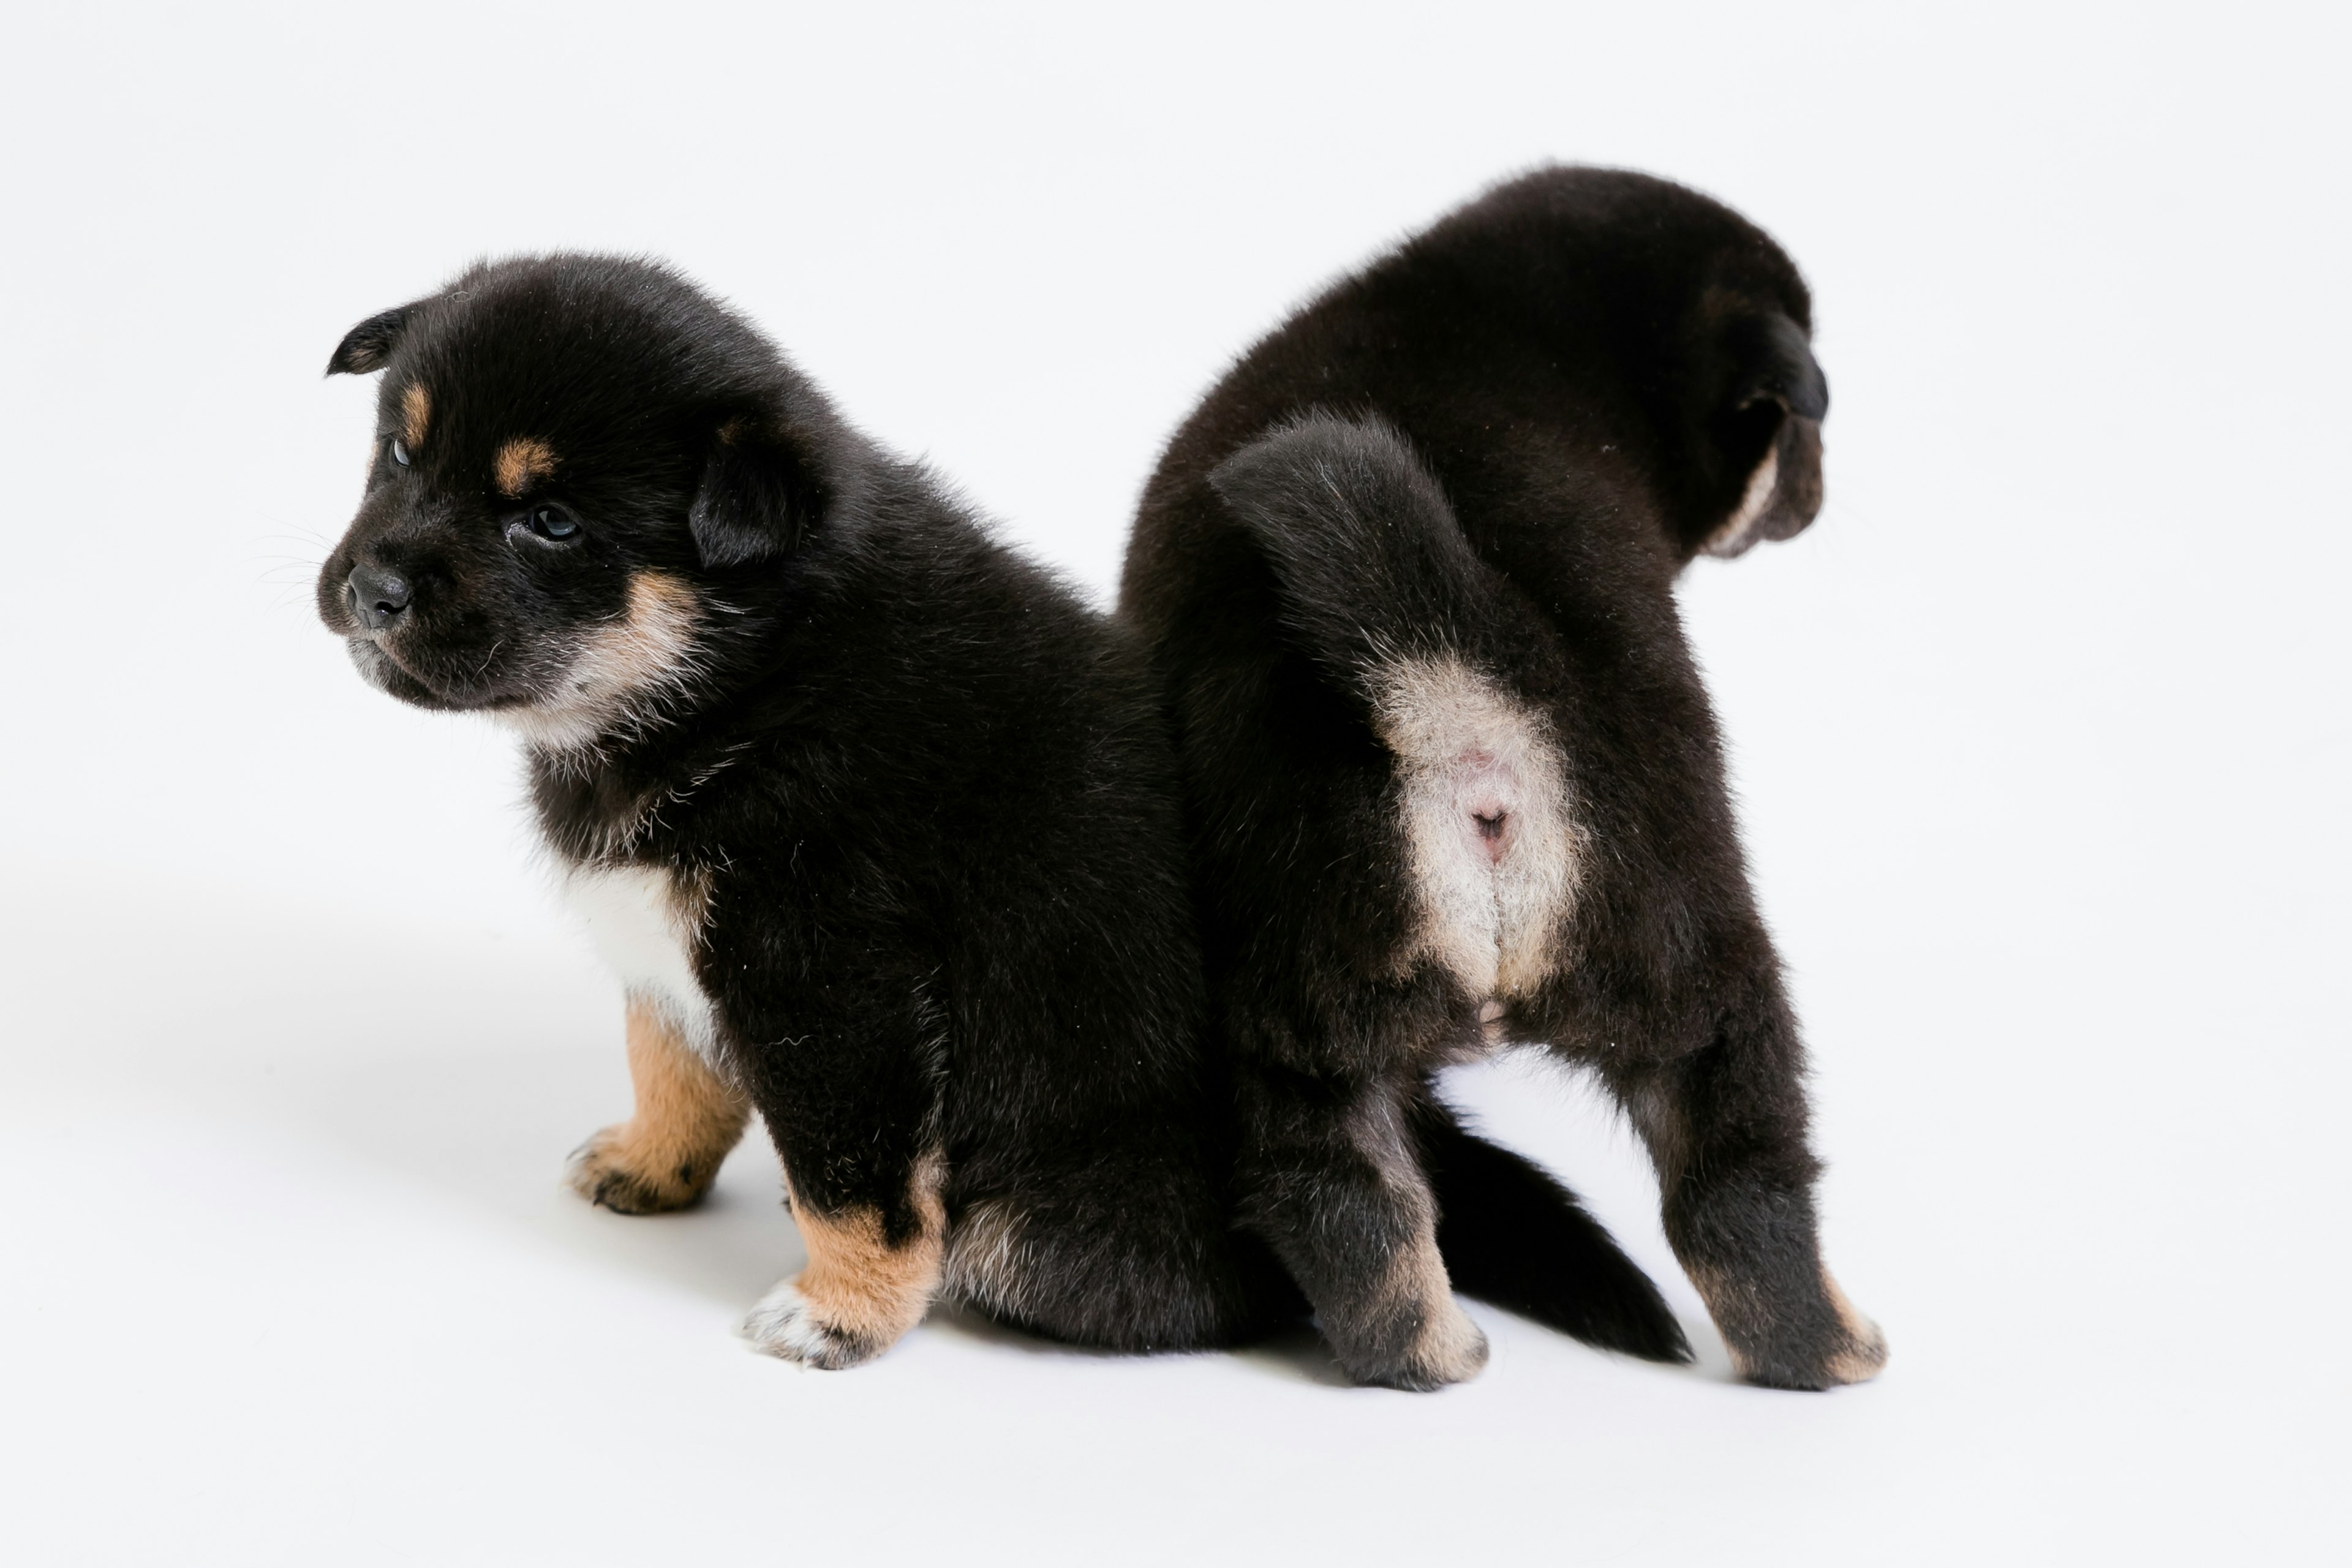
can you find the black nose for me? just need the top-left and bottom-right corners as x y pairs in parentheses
(347, 565), (412, 631)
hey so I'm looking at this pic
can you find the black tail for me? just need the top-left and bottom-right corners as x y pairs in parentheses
(1207, 412), (1534, 701)
(1412, 1091), (1693, 1365)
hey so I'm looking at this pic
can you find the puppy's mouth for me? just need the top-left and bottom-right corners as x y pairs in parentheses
(344, 634), (477, 712)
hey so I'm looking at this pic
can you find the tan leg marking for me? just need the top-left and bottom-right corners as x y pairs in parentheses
(744, 1155), (946, 1370)
(399, 382), (431, 448)
(1693, 1261), (1889, 1388)
(1379, 1226), (1489, 1389)
(1336, 1091), (1487, 1389)
(494, 435), (559, 497)
(1820, 1272), (1888, 1384)
(566, 996), (748, 1214)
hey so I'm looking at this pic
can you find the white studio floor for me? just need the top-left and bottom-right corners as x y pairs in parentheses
(2, 2), (2346, 1562)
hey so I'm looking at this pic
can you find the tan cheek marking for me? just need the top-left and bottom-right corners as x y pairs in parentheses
(567, 995), (750, 1212)
(400, 383), (432, 448)
(1703, 444), (1782, 558)
(495, 570), (706, 754)
(785, 1158), (946, 1349)
(598, 572), (702, 688)
(494, 435), (559, 497)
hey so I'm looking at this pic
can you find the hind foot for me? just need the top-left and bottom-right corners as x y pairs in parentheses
(1725, 1272), (1888, 1390)
(1341, 1289), (1490, 1391)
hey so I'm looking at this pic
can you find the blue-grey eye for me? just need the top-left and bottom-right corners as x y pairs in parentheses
(531, 504), (579, 540)
(390, 437), (412, 467)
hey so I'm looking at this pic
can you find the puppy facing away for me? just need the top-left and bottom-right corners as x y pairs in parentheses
(1120, 167), (1888, 1390)
(314, 253), (1683, 1375)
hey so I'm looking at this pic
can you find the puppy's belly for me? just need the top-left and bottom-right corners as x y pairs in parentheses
(562, 862), (720, 1063)
(1376, 656), (1580, 1001)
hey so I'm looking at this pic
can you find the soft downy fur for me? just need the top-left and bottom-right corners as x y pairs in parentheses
(1119, 167), (1887, 1391)
(313, 251), (1683, 1375)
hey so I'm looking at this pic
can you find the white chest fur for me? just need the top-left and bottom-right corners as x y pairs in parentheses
(560, 862), (720, 1061)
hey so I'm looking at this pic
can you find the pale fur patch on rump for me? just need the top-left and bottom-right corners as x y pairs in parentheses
(1373, 655), (1581, 998)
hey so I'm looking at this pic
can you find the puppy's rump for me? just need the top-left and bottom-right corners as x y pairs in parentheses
(1213, 415), (1580, 1001)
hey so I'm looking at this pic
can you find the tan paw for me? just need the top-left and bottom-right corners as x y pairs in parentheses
(741, 1280), (895, 1370)
(1397, 1291), (1491, 1390)
(1725, 1272), (1888, 1390)
(1818, 1274), (1888, 1384)
(565, 1123), (722, 1215)
(1341, 1287), (1491, 1391)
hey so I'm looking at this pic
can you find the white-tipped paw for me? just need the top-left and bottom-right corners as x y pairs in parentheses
(1407, 1294), (1491, 1389)
(741, 1280), (887, 1371)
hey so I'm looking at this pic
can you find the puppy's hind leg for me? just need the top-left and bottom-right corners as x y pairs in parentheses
(1599, 1005), (1887, 1390)
(744, 1156), (946, 1371)
(1240, 1066), (1488, 1390)
(567, 997), (750, 1214)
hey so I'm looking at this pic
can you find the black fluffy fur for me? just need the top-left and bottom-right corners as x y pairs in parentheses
(314, 251), (1666, 1374)
(1119, 167), (1886, 1390)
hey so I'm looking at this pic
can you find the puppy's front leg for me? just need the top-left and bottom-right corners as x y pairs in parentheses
(568, 996), (750, 1213)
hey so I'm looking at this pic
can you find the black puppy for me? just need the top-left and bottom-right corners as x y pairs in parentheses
(314, 253), (1678, 1374)
(1120, 167), (1887, 1390)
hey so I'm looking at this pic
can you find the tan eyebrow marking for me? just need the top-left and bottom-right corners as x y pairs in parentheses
(494, 436), (559, 497)
(399, 383), (431, 448)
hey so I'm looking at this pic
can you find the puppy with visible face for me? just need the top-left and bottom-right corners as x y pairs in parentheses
(317, 254), (1302, 1366)
(1120, 167), (1887, 1391)
(315, 253), (1683, 1374)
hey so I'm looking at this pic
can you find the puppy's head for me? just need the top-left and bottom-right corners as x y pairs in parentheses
(317, 255), (837, 748)
(1447, 168), (1830, 562)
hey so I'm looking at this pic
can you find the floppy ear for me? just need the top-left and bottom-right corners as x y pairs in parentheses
(688, 417), (830, 568)
(325, 307), (411, 375)
(1703, 312), (1828, 559)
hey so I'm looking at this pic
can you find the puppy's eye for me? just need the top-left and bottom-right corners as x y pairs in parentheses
(390, 437), (412, 467)
(530, 504), (580, 541)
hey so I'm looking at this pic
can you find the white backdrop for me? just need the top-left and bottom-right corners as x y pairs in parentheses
(2, 3), (2343, 1562)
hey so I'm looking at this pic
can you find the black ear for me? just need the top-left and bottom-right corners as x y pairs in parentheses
(688, 417), (829, 568)
(1726, 311), (1828, 420)
(326, 307), (410, 375)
